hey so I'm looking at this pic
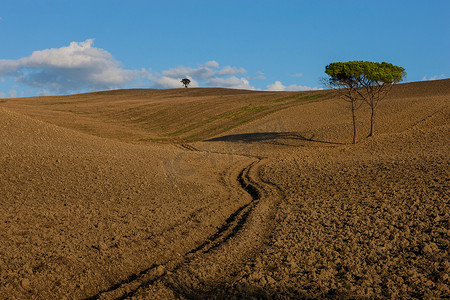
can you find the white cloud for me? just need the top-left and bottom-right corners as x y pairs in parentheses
(160, 61), (245, 80)
(0, 39), (144, 94)
(151, 61), (252, 89)
(266, 81), (285, 91)
(162, 65), (214, 80)
(204, 60), (219, 68)
(0, 91), (6, 98)
(421, 74), (446, 81)
(151, 75), (199, 89)
(205, 76), (255, 90)
(216, 66), (246, 76)
(266, 80), (321, 91)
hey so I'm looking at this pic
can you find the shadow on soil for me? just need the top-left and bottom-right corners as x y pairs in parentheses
(206, 132), (342, 146)
(165, 281), (356, 300)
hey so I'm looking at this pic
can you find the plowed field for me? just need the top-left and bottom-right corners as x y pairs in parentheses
(1, 79), (448, 298)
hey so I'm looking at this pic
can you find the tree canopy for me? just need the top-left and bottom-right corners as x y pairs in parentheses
(181, 78), (191, 88)
(325, 61), (405, 87)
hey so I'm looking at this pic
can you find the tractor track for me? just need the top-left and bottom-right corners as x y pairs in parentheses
(83, 144), (282, 300)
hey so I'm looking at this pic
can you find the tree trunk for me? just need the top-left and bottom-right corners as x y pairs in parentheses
(369, 107), (375, 137)
(351, 99), (357, 144)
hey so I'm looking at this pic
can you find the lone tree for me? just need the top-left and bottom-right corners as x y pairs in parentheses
(181, 78), (191, 88)
(324, 61), (406, 143)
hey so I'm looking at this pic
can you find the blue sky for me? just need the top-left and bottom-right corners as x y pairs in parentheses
(0, 0), (449, 97)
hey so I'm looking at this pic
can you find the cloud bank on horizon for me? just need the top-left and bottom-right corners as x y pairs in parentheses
(0, 39), (142, 95)
(0, 40), (320, 97)
(149, 60), (254, 90)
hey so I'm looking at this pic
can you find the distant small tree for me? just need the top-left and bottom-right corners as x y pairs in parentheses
(324, 61), (406, 143)
(181, 78), (191, 88)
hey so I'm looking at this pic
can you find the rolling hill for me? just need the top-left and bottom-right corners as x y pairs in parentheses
(0, 79), (448, 298)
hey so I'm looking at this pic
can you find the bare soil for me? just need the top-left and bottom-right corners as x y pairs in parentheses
(0, 79), (448, 299)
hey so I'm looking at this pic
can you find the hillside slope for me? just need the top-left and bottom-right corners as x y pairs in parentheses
(202, 79), (450, 147)
(0, 88), (330, 143)
(0, 107), (250, 298)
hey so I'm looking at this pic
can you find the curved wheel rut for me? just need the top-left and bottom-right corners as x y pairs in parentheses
(84, 144), (282, 299)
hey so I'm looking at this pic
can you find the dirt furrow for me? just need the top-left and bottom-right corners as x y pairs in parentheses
(179, 143), (200, 152)
(83, 147), (282, 299)
(128, 157), (284, 299)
